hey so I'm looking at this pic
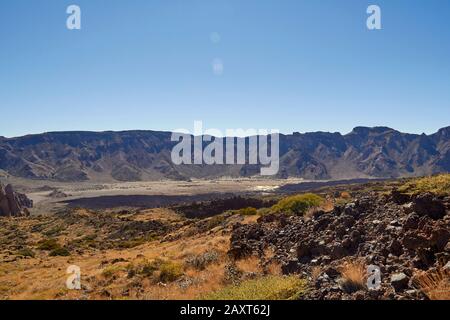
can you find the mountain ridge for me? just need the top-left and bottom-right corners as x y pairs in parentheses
(0, 126), (448, 182)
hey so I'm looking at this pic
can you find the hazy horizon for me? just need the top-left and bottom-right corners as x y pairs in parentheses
(1, 124), (449, 139)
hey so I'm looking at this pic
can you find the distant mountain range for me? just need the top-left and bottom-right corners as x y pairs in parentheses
(0, 126), (449, 182)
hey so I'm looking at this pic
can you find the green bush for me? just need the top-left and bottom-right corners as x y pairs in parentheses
(271, 193), (324, 216)
(205, 215), (226, 231)
(49, 247), (71, 257)
(203, 275), (307, 300)
(140, 259), (163, 277)
(17, 248), (35, 258)
(158, 261), (184, 283)
(235, 207), (258, 216)
(117, 234), (159, 249)
(102, 264), (125, 278)
(127, 259), (184, 282)
(37, 238), (60, 251)
(398, 174), (450, 195)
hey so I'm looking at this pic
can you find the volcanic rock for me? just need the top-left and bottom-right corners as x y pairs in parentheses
(0, 182), (32, 217)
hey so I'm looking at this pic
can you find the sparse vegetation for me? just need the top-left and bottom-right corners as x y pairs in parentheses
(126, 258), (184, 283)
(205, 215), (227, 231)
(185, 250), (220, 271)
(203, 275), (307, 300)
(116, 235), (158, 249)
(234, 207), (258, 216)
(37, 238), (60, 251)
(159, 261), (184, 283)
(43, 225), (66, 237)
(49, 247), (71, 257)
(102, 264), (125, 278)
(311, 266), (322, 281)
(338, 260), (366, 293)
(340, 191), (352, 199)
(398, 174), (450, 195)
(17, 247), (35, 258)
(413, 268), (450, 300)
(271, 193), (324, 216)
(1, 175), (449, 300)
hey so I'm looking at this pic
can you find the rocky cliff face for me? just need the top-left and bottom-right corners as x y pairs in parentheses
(0, 126), (448, 182)
(0, 183), (32, 217)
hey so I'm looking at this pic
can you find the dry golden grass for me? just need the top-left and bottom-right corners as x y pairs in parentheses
(321, 196), (335, 212)
(339, 260), (366, 292)
(266, 261), (282, 276)
(340, 191), (351, 199)
(311, 266), (322, 281)
(0, 208), (235, 300)
(236, 256), (262, 274)
(398, 174), (450, 195)
(203, 275), (307, 300)
(413, 268), (450, 300)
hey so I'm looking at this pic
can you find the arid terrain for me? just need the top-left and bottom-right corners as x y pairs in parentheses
(0, 177), (304, 215)
(0, 175), (448, 300)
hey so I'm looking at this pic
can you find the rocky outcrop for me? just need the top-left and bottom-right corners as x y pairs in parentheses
(228, 191), (450, 300)
(0, 183), (32, 217)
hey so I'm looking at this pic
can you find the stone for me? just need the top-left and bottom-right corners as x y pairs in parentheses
(412, 193), (445, 219)
(389, 239), (403, 256)
(443, 261), (450, 272)
(429, 228), (450, 251)
(403, 213), (420, 230)
(0, 182), (32, 217)
(390, 273), (409, 292)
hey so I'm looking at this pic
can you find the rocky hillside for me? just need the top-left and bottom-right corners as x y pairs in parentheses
(0, 126), (449, 182)
(0, 175), (448, 300)
(229, 183), (450, 299)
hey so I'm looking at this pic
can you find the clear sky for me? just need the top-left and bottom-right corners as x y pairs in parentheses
(1, 0), (449, 138)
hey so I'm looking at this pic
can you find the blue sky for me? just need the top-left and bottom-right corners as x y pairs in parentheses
(1, 0), (449, 137)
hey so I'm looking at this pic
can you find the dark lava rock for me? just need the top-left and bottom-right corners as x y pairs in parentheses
(412, 193), (446, 219)
(390, 273), (409, 292)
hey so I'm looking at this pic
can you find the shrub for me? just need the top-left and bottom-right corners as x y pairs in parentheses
(128, 259), (184, 282)
(49, 247), (71, 257)
(17, 248), (35, 258)
(203, 275), (307, 300)
(205, 215), (226, 231)
(185, 250), (220, 270)
(338, 260), (366, 293)
(271, 193), (324, 216)
(37, 238), (60, 251)
(412, 268), (450, 300)
(117, 234), (159, 249)
(235, 207), (258, 216)
(140, 259), (163, 277)
(158, 261), (184, 283)
(398, 174), (450, 195)
(340, 191), (352, 199)
(43, 225), (65, 237)
(102, 265), (125, 278)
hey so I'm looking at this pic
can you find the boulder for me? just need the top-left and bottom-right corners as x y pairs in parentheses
(412, 193), (446, 219)
(390, 273), (409, 292)
(0, 182), (32, 217)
